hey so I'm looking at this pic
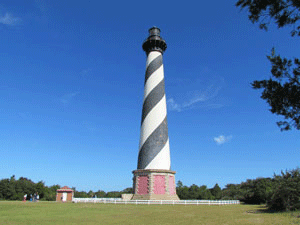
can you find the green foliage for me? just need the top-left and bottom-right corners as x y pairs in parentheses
(74, 187), (132, 199)
(74, 191), (89, 198)
(176, 183), (189, 199)
(94, 190), (106, 198)
(236, 0), (300, 131)
(176, 182), (214, 200)
(106, 191), (122, 198)
(222, 184), (243, 200)
(210, 183), (222, 200)
(0, 179), (11, 200)
(236, 0), (300, 36)
(1, 170), (299, 212)
(45, 185), (60, 201)
(221, 168), (300, 211)
(0, 176), (58, 201)
(252, 50), (300, 130)
(0, 176), (131, 201)
(121, 187), (133, 194)
(176, 168), (300, 211)
(177, 180), (183, 188)
(267, 168), (300, 211)
(88, 190), (95, 197)
(240, 178), (274, 204)
(73, 190), (123, 198)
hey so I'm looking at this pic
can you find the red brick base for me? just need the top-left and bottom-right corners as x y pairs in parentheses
(132, 169), (180, 200)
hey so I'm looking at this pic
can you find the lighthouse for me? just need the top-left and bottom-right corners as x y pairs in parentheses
(132, 27), (179, 200)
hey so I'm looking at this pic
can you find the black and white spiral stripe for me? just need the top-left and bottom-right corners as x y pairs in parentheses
(137, 51), (170, 170)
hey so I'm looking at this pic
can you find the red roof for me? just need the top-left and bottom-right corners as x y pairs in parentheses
(61, 186), (71, 189)
(57, 186), (74, 192)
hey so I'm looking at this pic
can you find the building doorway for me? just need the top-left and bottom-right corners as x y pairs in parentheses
(62, 192), (67, 202)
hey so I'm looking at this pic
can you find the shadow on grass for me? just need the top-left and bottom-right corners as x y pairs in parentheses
(245, 205), (300, 219)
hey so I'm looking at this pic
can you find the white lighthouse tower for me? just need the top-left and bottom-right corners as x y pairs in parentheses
(132, 27), (179, 200)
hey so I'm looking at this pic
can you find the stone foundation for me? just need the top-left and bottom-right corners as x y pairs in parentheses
(132, 169), (180, 200)
(121, 194), (134, 201)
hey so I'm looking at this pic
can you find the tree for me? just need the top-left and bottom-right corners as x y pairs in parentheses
(236, 0), (300, 131)
(8, 175), (17, 200)
(252, 178), (274, 204)
(178, 186), (190, 199)
(74, 190), (89, 198)
(177, 180), (183, 189)
(267, 168), (300, 211)
(106, 191), (121, 198)
(36, 181), (47, 200)
(0, 179), (10, 200)
(222, 184), (243, 200)
(198, 185), (213, 200)
(240, 177), (274, 204)
(210, 183), (222, 200)
(121, 187), (133, 194)
(188, 184), (200, 199)
(236, 0), (300, 36)
(176, 181), (190, 200)
(88, 190), (95, 198)
(95, 190), (106, 198)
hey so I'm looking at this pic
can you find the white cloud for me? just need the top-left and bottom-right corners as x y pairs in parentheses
(213, 135), (232, 145)
(167, 83), (223, 112)
(0, 13), (21, 26)
(60, 92), (79, 104)
(183, 85), (221, 108)
(167, 98), (182, 112)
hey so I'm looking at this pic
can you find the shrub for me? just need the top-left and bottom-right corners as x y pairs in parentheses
(267, 168), (300, 211)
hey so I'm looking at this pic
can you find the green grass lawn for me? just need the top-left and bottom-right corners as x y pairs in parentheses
(0, 201), (299, 225)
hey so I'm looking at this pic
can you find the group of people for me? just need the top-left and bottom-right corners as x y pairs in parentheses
(23, 193), (39, 202)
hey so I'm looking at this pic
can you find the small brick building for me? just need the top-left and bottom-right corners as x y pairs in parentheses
(56, 186), (74, 202)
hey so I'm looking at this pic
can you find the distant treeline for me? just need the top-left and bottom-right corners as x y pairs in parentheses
(1, 168), (299, 211)
(176, 168), (300, 211)
(74, 187), (132, 199)
(0, 176), (59, 201)
(0, 176), (132, 201)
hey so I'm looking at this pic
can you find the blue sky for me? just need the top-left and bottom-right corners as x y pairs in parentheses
(1, 0), (299, 192)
